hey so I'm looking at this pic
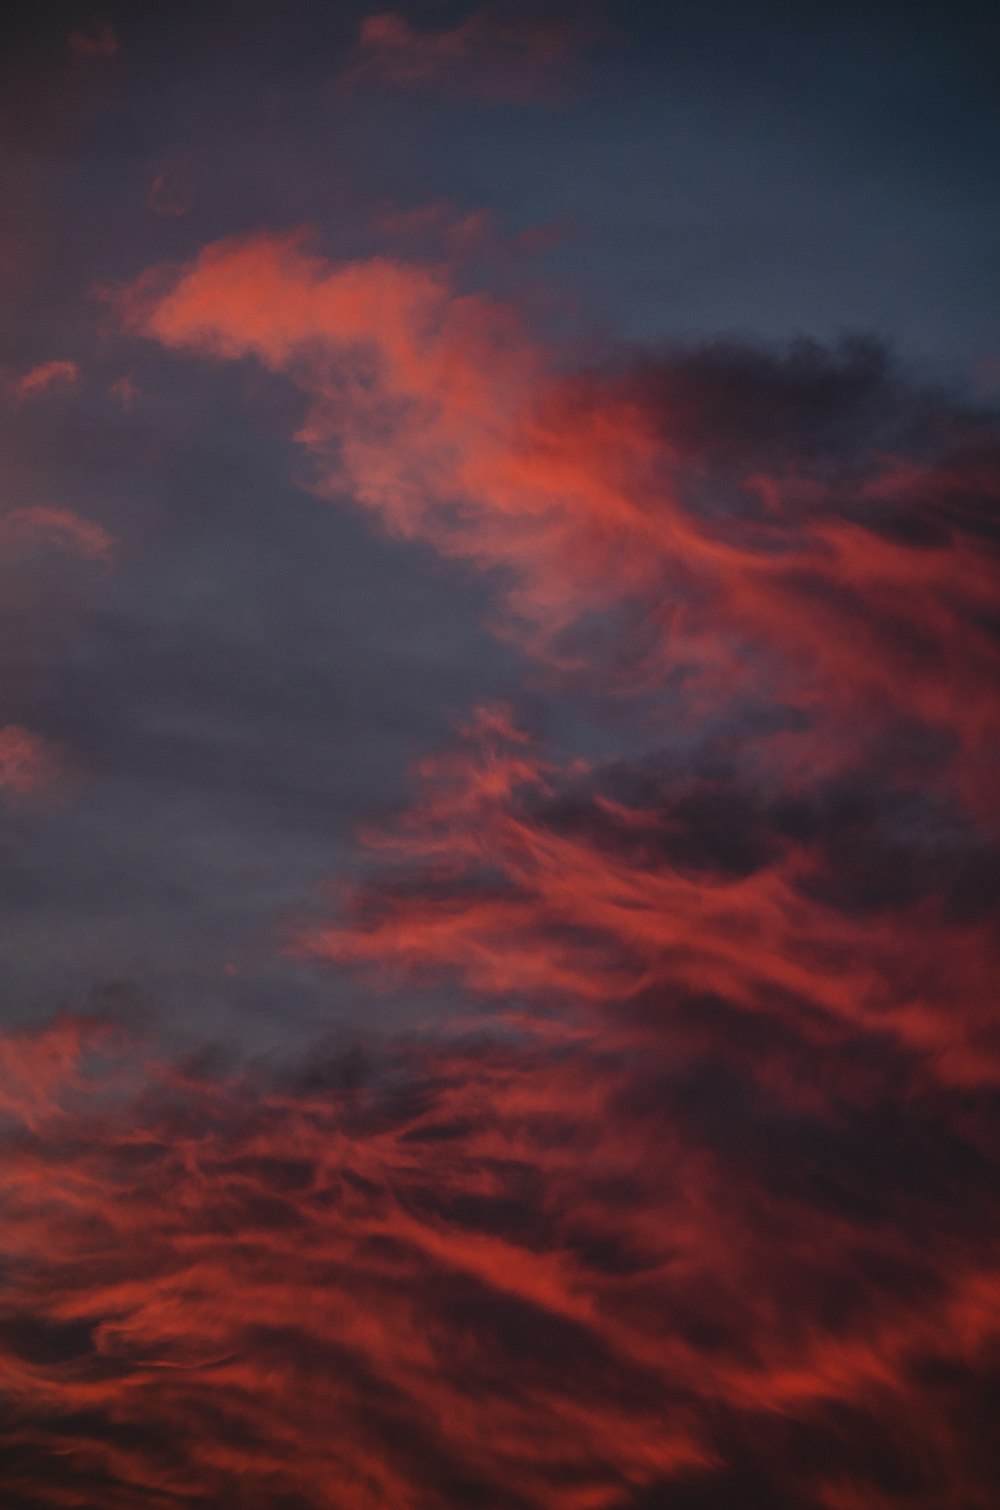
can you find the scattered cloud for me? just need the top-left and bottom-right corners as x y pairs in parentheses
(108, 373), (138, 408)
(67, 22), (119, 60)
(0, 724), (64, 797)
(71, 221), (1000, 1505)
(124, 233), (1000, 812)
(345, 6), (593, 102)
(7, 359), (79, 401)
(0, 505), (115, 563)
(147, 161), (196, 218)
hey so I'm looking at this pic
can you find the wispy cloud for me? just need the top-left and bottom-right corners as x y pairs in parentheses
(0, 218), (966, 1505)
(66, 22), (119, 60)
(124, 232), (1000, 812)
(0, 724), (63, 797)
(345, 5), (594, 102)
(7, 360), (79, 401)
(0, 505), (115, 563)
(0, 999), (997, 1506)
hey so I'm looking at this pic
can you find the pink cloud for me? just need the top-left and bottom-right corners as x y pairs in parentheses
(147, 164), (196, 219)
(0, 506), (115, 564)
(347, 6), (591, 102)
(0, 725), (63, 797)
(9, 360), (79, 400)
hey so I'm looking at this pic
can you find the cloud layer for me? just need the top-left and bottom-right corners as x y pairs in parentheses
(1, 216), (996, 1505)
(1, 984), (998, 1508)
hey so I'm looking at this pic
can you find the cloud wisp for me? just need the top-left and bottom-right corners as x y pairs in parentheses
(344, 6), (592, 103)
(0, 502), (113, 806)
(5, 362), (79, 403)
(0, 506), (115, 565)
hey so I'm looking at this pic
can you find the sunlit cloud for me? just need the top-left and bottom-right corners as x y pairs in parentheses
(7, 361), (79, 402)
(78, 217), (1000, 1504)
(124, 233), (1000, 811)
(2, 6), (997, 1502)
(0, 1007), (996, 1507)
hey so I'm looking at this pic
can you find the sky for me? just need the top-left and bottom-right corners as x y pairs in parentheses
(0, 2), (998, 1506)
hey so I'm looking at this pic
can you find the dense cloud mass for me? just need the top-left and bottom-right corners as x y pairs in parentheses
(2, 2), (999, 1506)
(1, 968), (998, 1507)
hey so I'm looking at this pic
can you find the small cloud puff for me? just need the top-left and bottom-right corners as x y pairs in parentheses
(0, 725), (63, 797)
(67, 22), (119, 59)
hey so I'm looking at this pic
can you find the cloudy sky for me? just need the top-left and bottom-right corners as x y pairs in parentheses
(1, 3), (999, 1506)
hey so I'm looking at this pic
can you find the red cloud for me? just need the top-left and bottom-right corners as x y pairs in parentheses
(0, 506), (115, 563)
(0, 1011), (997, 1507)
(8, 360), (79, 400)
(301, 706), (1000, 1087)
(347, 6), (590, 101)
(124, 233), (1000, 812)
(85, 224), (1000, 1507)
(0, 507), (112, 809)
(0, 1016), (120, 1127)
(0, 724), (63, 797)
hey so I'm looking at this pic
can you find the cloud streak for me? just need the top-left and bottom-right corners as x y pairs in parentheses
(0, 506), (115, 564)
(302, 705), (1000, 1086)
(6, 362), (79, 402)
